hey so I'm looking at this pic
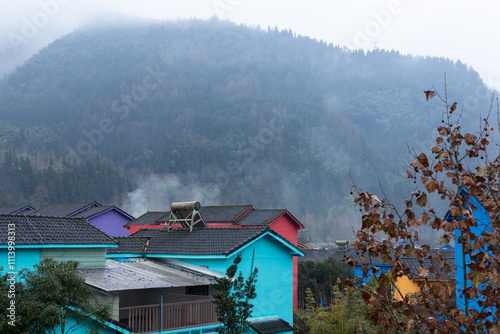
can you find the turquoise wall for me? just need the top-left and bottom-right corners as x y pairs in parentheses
(55, 316), (132, 334)
(0, 247), (40, 275)
(180, 235), (295, 325)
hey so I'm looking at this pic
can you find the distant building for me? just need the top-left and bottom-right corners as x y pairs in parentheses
(392, 257), (455, 301)
(28, 201), (134, 237)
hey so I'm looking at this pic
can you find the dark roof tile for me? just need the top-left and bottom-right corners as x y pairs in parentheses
(72, 206), (134, 220)
(0, 215), (116, 245)
(249, 317), (295, 334)
(199, 205), (254, 222)
(0, 206), (35, 215)
(235, 209), (286, 226)
(130, 227), (269, 255)
(399, 257), (455, 280)
(107, 237), (149, 254)
(124, 211), (168, 227)
(29, 201), (100, 217)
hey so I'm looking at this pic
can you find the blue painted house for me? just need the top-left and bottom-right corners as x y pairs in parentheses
(106, 226), (303, 334)
(445, 186), (495, 316)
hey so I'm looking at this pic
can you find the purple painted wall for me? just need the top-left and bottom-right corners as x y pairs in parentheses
(88, 209), (132, 237)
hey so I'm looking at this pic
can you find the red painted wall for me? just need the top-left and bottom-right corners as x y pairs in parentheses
(269, 215), (300, 311)
(127, 224), (165, 235)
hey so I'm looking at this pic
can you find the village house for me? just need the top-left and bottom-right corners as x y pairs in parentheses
(392, 256), (455, 301)
(26, 201), (134, 237)
(124, 202), (304, 310)
(0, 214), (132, 334)
(0, 206), (302, 334)
(445, 186), (494, 315)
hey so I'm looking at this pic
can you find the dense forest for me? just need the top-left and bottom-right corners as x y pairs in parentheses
(0, 18), (494, 243)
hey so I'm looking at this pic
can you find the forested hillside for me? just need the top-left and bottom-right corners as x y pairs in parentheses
(0, 19), (493, 242)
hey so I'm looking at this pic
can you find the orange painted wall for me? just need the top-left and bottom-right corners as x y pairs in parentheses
(394, 275), (420, 301)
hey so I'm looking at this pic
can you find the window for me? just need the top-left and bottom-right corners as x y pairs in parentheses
(186, 285), (209, 295)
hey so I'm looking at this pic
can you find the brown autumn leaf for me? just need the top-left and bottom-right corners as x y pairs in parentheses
(450, 102), (457, 112)
(424, 90), (436, 100)
(417, 153), (429, 167)
(423, 179), (438, 193)
(462, 176), (474, 186)
(438, 127), (450, 135)
(418, 267), (430, 277)
(448, 205), (460, 217)
(416, 193), (427, 207)
(431, 145), (441, 153)
(464, 133), (477, 145)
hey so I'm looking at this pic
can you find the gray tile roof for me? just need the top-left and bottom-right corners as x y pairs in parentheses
(131, 227), (270, 255)
(399, 257), (455, 280)
(72, 205), (134, 220)
(124, 211), (168, 227)
(79, 258), (217, 291)
(107, 237), (149, 254)
(235, 209), (286, 226)
(301, 248), (455, 267)
(112, 226), (301, 256)
(249, 316), (295, 334)
(0, 206), (35, 215)
(29, 201), (100, 217)
(200, 205), (254, 222)
(0, 215), (116, 245)
(123, 205), (304, 230)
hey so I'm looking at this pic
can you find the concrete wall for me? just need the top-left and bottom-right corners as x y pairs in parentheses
(96, 291), (120, 321)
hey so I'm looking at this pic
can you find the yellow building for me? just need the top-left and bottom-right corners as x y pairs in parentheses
(393, 257), (455, 301)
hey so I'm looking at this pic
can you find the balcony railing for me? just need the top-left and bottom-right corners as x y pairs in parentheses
(120, 299), (218, 333)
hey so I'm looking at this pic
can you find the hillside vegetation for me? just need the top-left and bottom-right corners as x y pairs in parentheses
(0, 19), (493, 242)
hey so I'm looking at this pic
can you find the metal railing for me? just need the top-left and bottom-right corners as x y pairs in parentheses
(120, 299), (218, 333)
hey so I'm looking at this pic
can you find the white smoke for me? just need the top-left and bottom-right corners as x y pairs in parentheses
(125, 174), (220, 217)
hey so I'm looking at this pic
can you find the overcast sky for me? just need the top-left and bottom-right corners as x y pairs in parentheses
(1, 0), (499, 90)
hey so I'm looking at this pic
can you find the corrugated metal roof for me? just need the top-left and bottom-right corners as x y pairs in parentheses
(79, 258), (218, 291)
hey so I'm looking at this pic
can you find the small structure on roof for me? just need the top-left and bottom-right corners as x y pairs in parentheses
(167, 201), (206, 232)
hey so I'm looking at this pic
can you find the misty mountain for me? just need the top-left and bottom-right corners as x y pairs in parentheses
(0, 19), (493, 242)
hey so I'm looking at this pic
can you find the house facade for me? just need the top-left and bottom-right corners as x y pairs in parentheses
(0, 214), (132, 334)
(392, 256), (455, 301)
(107, 226), (303, 333)
(124, 203), (304, 310)
(445, 186), (494, 315)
